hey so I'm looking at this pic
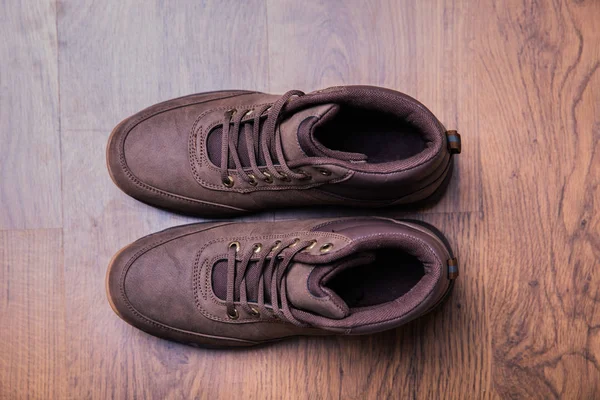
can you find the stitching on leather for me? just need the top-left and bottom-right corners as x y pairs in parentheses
(311, 220), (446, 264)
(126, 93), (252, 129)
(312, 217), (399, 231)
(192, 231), (350, 324)
(333, 152), (446, 175)
(115, 92), (254, 211)
(192, 117), (351, 191)
(188, 101), (274, 193)
(206, 255), (227, 307)
(318, 163), (450, 207)
(311, 219), (358, 231)
(354, 232), (440, 258)
(329, 295), (347, 314)
(319, 232), (445, 333)
(314, 155), (452, 205)
(193, 244), (287, 326)
(311, 221), (447, 275)
(116, 91), (251, 169)
(202, 254), (290, 326)
(298, 268), (346, 313)
(118, 161), (246, 210)
(311, 157), (451, 204)
(188, 105), (351, 193)
(307, 286), (346, 315)
(117, 224), (234, 336)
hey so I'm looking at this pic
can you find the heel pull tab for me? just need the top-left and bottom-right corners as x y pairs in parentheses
(447, 257), (459, 280)
(446, 130), (461, 154)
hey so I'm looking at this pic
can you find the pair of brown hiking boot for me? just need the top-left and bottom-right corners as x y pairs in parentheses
(105, 85), (461, 348)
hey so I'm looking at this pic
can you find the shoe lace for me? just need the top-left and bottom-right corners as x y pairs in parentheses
(225, 237), (314, 326)
(219, 90), (309, 187)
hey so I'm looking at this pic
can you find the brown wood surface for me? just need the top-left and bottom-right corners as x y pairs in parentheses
(0, 0), (597, 398)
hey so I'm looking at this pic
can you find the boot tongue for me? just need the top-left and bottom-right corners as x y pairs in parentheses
(285, 252), (376, 319)
(206, 103), (366, 167)
(282, 103), (367, 162)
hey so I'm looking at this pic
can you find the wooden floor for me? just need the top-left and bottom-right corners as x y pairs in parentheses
(1, 0), (598, 398)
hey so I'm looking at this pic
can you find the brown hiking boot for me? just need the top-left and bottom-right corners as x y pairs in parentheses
(106, 217), (458, 348)
(106, 86), (461, 216)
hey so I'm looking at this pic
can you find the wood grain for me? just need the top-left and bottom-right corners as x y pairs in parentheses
(475, 0), (600, 398)
(57, 0), (270, 132)
(0, 230), (66, 399)
(1, 0), (599, 398)
(0, 0), (62, 229)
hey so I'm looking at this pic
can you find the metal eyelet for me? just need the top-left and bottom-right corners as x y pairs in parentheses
(271, 240), (282, 251)
(278, 172), (291, 182)
(305, 240), (317, 250)
(317, 168), (331, 176)
(248, 174), (258, 186)
(222, 176), (234, 188)
(229, 241), (240, 252)
(244, 110), (253, 116)
(250, 306), (260, 316)
(227, 308), (239, 320)
(295, 169), (312, 180)
(289, 238), (301, 248)
(320, 243), (333, 253)
(253, 243), (262, 253)
(225, 108), (237, 118)
(262, 172), (273, 184)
